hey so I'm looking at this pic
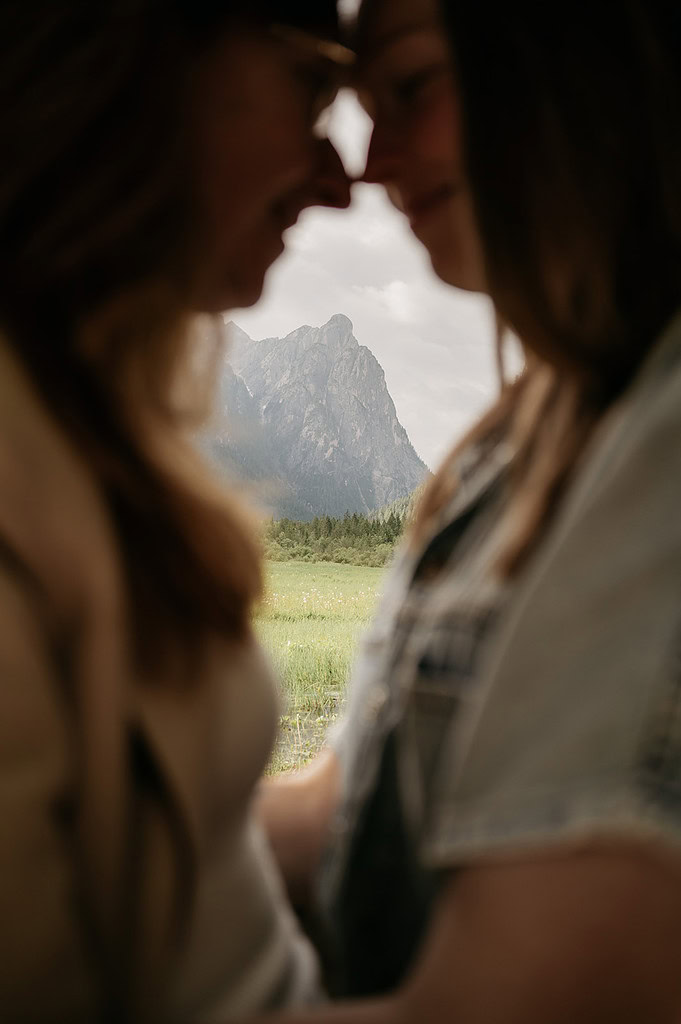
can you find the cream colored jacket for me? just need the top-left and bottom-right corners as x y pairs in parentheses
(0, 336), (315, 1021)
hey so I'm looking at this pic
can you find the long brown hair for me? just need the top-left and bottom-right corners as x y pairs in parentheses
(417, 3), (681, 571)
(0, 0), (336, 672)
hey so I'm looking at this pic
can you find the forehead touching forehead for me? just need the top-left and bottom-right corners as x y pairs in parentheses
(356, 0), (439, 51)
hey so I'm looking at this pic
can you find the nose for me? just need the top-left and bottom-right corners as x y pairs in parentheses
(307, 138), (352, 209)
(361, 120), (401, 185)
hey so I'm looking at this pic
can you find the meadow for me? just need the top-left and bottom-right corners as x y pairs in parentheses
(255, 561), (385, 772)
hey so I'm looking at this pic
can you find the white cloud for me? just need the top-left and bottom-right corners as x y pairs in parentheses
(354, 280), (417, 324)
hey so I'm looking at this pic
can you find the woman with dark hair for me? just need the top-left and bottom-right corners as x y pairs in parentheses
(257, 1), (681, 1021)
(0, 1), (351, 1019)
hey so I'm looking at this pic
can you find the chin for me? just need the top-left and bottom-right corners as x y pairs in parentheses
(201, 273), (267, 314)
(429, 246), (486, 294)
(229, 279), (266, 310)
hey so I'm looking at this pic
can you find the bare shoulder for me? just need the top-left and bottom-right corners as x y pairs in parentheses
(403, 842), (681, 1024)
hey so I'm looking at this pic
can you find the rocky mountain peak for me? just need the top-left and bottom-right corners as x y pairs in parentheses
(323, 312), (354, 341)
(279, 314), (356, 353)
(212, 316), (428, 519)
(223, 320), (251, 347)
(328, 312), (352, 330)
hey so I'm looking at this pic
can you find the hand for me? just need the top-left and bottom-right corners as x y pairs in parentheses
(256, 748), (340, 909)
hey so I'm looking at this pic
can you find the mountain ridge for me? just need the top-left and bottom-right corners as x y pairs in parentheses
(210, 314), (428, 519)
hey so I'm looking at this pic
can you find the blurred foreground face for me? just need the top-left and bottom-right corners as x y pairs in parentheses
(190, 26), (351, 311)
(357, 0), (486, 292)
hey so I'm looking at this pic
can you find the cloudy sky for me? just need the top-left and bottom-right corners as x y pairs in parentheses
(229, 92), (501, 470)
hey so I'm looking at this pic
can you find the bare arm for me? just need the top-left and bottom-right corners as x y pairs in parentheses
(256, 748), (340, 908)
(241, 842), (681, 1023)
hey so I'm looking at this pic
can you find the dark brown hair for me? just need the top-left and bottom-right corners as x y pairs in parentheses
(418, 2), (681, 570)
(0, 0), (336, 671)
(176, 0), (340, 36)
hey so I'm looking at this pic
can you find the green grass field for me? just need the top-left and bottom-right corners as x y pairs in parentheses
(255, 561), (385, 772)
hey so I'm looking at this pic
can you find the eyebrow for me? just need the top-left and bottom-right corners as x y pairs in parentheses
(270, 24), (356, 67)
(359, 20), (436, 61)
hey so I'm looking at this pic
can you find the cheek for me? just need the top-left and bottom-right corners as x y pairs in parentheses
(199, 120), (263, 221)
(195, 109), (313, 267)
(192, 65), (313, 238)
(411, 84), (463, 171)
(202, 108), (294, 196)
(433, 194), (487, 291)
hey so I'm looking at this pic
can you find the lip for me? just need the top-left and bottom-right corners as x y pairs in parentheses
(286, 214), (303, 233)
(279, 206), (303, 232)
(270, 193), (305, 233)
(404, 184), (456, 226)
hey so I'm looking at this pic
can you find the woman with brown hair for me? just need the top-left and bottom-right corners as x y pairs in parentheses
(257, 1), (681, 1021)
(0, 1), (352, 1019)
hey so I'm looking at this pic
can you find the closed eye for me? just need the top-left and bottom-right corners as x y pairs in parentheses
(395, 69), (432, 104)
(392, 64), (447, 107)
(358, 61), (449, 121)
(296, 60), (342, 123)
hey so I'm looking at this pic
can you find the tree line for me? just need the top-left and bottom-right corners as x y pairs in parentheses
(263, 510), (407, 566)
